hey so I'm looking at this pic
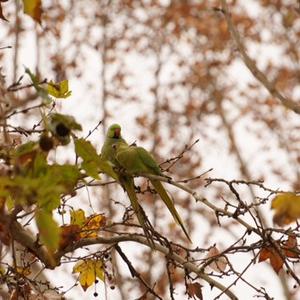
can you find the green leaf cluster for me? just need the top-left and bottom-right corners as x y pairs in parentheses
(1, 140), (81, 253)
(75, 138), (118, 180)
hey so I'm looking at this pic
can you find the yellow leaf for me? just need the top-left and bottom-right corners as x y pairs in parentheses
(271, 192), (300, 226)
(70, 210), (106, 239)
(47, 80), (72, 99)
(0, 266), (5, 276)
(81, 214), (106, 238)
(22, 0), (42, 24)
(73, 259), (104, 291)
(16, 266), (31, 276)
(70, 209), (86, 227)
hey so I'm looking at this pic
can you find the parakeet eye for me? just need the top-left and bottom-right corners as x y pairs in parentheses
(112, 144), (117, 150)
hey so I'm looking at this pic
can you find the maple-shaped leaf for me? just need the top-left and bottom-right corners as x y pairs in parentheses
(70, 209), (106, 239)
(75, 139), (101, 179)
(81, 214), (106, 238)
(187, 282), (203, 300)
(72, 259), (104, 291)
(205, 246), (227, 273)
(22, 0), (42, 24)
(75, 138), (119, 180)
(282, 234), (300, 258)
(271, 192), (300, 226)
(47, 80), (72, 99)
(258, 245), (284, 273)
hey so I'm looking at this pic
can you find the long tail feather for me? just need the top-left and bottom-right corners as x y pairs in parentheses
(150, 179), (192, 242)
(121, 176), (155, 248)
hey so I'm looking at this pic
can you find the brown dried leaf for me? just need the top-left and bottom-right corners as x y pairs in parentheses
(258, 246), (284, 273)
(283, 234), (300, 258)
(59, 224), (81, 250)
(0, 2), (8, 22)
(206, 246), (227, 273)
(187, 282), (203, 300)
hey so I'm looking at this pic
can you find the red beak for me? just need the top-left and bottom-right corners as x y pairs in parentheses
(114, 128), (121, 138)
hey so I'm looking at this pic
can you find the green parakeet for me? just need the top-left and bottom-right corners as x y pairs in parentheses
(101, 124), (126, 164)
(113, 138), (191, 242)
(101, 124), (155, 246)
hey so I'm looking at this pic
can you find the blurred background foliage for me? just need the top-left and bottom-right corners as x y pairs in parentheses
(0, 0), (300, 299)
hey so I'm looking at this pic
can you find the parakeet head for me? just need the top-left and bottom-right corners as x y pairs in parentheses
(107, 124), (122, 138)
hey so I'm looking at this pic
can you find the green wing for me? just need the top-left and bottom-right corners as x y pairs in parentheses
(115, 144), (161, 175)
(135, 147), (162, 175)
(115, 142), (191, 242)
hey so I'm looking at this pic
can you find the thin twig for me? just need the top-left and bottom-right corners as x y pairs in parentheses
(220, 0), (300, 114)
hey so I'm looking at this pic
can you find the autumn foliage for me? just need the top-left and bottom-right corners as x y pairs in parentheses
(0, 1), (300, 299)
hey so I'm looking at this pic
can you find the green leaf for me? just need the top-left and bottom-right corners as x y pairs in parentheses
(47, 113), (81, 146)
(36, 164), (81, 211)
(75, 139), (99, 162)
(81, 161), (100, 179)
(49, 113), (82, 131)
(70, 209), (86, 227)
(35, 209), (59, 253)
(98, 156), (119, 181)
(75, 139), (100, 179)
(74, 138), (119, 180)
(32, 151), (48, 176)
(1, 163), (80, 211)
(14, 141), (37, 157)
(25, 68), (52, 103)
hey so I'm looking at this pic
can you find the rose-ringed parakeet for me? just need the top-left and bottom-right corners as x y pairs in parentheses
(101, 124), (155, 246)
(101, 124), (126, 165)
(113, 137), (191, 242)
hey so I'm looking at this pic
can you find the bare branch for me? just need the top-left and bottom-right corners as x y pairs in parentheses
(57, 234), (239, 300)
(220, 0), (300, 114)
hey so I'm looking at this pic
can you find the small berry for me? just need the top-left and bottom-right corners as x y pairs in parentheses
(39, 135), (54, 151)
(56, 123), (70, 137)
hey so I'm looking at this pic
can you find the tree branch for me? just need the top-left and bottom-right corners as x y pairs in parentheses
(220, 0), (300, 115)
(56, 234), (238, 300)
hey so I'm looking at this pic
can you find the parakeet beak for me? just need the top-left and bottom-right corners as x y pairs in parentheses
(114, 128), (121, 138)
